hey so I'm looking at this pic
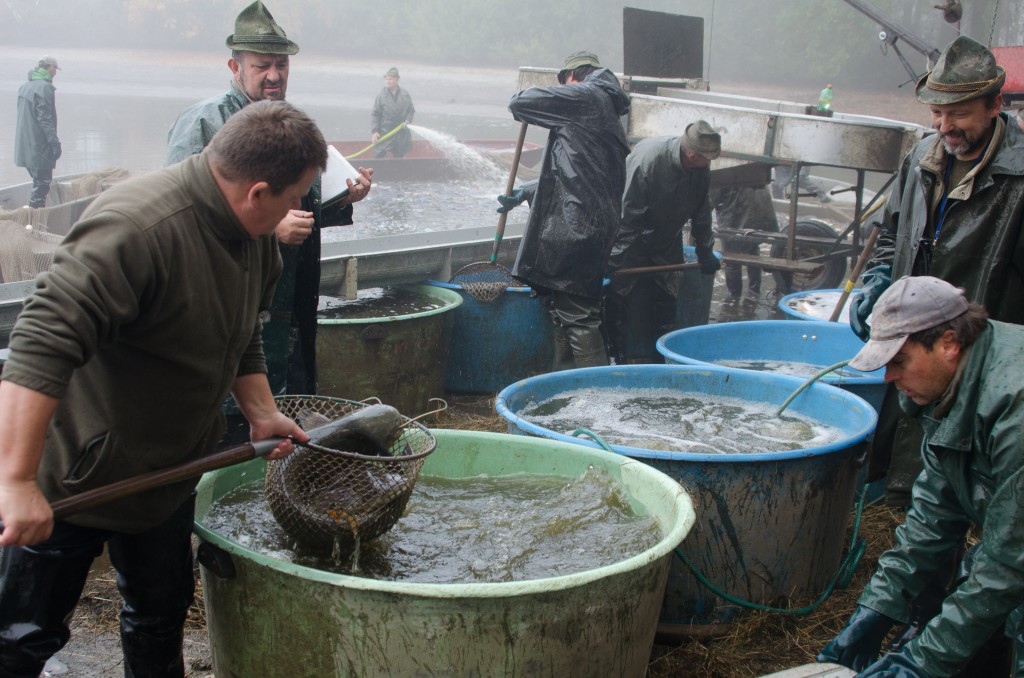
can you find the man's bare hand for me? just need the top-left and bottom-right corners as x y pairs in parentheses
(275, 209), (315, 245)
(341, 167), (373, 205)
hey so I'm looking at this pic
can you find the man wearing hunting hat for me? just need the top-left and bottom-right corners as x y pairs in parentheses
(843, 34), (1024, 653)
(498, 51), (631, 369)
(165, 2), (372, 442)
(371, 66), (415, 158)
(819, 276), (1024, 677)
(604, 120), (723, 364)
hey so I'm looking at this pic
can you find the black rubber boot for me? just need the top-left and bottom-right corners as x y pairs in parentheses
(108, 499), (196, 678)
(0, 538), (99, 677)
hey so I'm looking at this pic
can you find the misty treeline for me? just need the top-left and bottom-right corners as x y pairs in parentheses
(0, 0), (1016, 88)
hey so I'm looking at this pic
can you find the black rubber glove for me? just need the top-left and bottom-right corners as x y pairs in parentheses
(854, 650), (929, 677)
(51, 140), (62, 161)
(818, 605), (897, 671)
(496, 187), (526, 214)
(699, 255), (721, 275)
(849, 265), (892, 342)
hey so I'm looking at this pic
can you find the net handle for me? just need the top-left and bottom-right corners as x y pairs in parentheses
(491, 122), (529, 263)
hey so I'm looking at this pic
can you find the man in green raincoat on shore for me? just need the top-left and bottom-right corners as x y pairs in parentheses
(819, 276), (1024, 677)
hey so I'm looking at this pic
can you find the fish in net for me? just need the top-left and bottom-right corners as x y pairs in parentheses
(265, 396), (435, 551)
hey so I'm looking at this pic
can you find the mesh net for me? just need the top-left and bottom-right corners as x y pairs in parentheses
(0, 221), (63, 283)
(265, 396), (435, 551)
(449, 261), (519, 302)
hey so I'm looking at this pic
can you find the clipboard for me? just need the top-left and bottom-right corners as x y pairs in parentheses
(321, 145), (363, 208)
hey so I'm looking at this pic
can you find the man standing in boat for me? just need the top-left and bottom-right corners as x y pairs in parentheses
(165, 1), (372, 441)
(819, 276), (1024, 677)
(371, 67), (415, 159)
(500, 51), (631, 370)
(14, 56), (62, 209)
(604, 121), (722, 364)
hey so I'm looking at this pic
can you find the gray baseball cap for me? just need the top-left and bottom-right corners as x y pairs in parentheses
(848, 276), (969, 372)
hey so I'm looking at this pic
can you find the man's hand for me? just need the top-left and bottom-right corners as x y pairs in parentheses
(0, 479), (54, 547)
(275, 209), (315, 245)
(371, 132), (380, 144)
(818, 605), (897, 671)
(248, 411), (307, 461)
(699, 255), (721, 275)
(340, 167), (373, 205)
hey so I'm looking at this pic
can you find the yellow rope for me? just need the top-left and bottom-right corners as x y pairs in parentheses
(344, 122), (408, 161)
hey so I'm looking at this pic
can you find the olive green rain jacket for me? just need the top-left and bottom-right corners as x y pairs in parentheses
(858, 321), (1024, 676)
(871, 113), (1024, 324)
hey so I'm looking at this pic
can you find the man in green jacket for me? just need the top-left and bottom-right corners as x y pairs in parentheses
(819, 276), (1024, 677)
(850, 35), (1024, 505)
(14, 56), (62, 208)
(165, 1), (372, 437)
(370, 66), (415, 158)
(0, 101), (323, 677)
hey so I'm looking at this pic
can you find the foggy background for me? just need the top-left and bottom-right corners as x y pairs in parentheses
(1, 0), (1020, 189)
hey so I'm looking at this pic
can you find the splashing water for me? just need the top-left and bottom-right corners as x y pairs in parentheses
(406, 124), (509, 185)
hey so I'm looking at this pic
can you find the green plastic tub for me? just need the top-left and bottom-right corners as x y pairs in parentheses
(315, 284), (462, 416)
(193, 429), (695, 677)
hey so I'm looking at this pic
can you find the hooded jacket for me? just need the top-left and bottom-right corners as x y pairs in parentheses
(508, 68), (631, 299)
(859, 320), (1024, 676)
(14, 68), (59, 170)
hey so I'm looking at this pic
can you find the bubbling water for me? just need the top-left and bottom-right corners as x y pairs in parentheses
(715, 358), (872, 380)
(518, 387), (842, 454)
(202, 467), (662, 583)
(784, 290), (851, 321)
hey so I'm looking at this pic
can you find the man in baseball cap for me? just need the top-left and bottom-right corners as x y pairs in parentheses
(820, 275), (1024, 675)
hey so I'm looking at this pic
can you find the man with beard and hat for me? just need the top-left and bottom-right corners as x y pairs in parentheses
(15, 56), (62, 209)
(844, 34), (1024, 655)
(497, 51), (631, 370)
(165, 1), (372, 442)
(604, 121), (722, 364)
(850, 35), (1024, 502)
(819, 276), (1024, 678)
(370, 66), (415, 158)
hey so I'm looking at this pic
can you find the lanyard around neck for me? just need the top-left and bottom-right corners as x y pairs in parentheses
(934, 138), (990, 245)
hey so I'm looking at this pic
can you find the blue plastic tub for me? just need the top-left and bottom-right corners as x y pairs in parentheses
(424, 281), (553, 393)
(656, 319), (885, 413)
(495, 364), (877, 637)
(778, 288), (860, 322)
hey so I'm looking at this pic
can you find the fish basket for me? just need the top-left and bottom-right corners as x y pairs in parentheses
(265, 395), (435, 551)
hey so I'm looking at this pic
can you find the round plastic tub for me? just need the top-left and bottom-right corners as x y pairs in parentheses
(193, 429), (696, 677)
(424, 280), (552, 393)
(656, 319), (885, 412)
(316, 283), (462, 415)
(495, 364), (877, 637)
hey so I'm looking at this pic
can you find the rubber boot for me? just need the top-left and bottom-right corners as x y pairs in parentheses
(0, 540), (98, 677)
(567, 325), (609, 368)
(551, 324), (575, 372)
(108, 497), (195, 678)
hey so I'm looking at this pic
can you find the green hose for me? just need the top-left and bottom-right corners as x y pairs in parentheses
(775, 360), (851, 417)
(571, 428), (617, 453)
(345, 122), (408, 161)
(675, 482), (869, 616)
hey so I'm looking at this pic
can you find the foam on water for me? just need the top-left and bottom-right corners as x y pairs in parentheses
(202, 468), (661, 583)
(785, 291), (851, 322)
(715, 358), (872, 379)
(519, 386), (841, 454)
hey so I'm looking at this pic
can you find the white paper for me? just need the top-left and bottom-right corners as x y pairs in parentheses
(321, 144), (362, 207)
